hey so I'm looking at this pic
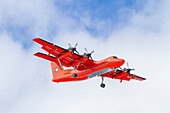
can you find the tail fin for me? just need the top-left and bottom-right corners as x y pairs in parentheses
(51, 59), (64, 79)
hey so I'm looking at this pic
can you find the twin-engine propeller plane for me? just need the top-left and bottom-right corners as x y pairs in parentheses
(33, 38), (146, 88)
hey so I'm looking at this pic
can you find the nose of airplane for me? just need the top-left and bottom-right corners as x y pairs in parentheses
(122, 59), (125, 63)
(119, 59), (125, 66)
(110, 58), (125, 66)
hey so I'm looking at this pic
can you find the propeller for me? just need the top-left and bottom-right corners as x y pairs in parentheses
(68, 43), (79, 54)
(114, 62), (135, 78)
(83, 48), (94, 60)
(125, 62), (135, 72)
(114, 67), (119, 73)
(124, 62), (135, 77)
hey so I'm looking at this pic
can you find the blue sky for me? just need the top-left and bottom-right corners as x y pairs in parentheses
(55, 0), (146, 18)
(56, 0), (145, 36)
(0, 0), (148, 48)
(0, 0), (170, 113)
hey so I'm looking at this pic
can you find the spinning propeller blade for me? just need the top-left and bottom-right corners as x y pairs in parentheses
(124, 62), (135, 77)
(84, 48), (94, 60)
(127, 62), (129, 68)
(68, 43), (79, 54)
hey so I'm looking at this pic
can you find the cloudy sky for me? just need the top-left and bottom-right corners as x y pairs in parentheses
(0, 0), (170, 113)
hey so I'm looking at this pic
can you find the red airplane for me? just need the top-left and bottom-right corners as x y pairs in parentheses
(33, 38), (146, 88)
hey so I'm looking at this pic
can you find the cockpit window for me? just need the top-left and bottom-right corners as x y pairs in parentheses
(112, 56), (117, 58)
(110, 56), (117, 59)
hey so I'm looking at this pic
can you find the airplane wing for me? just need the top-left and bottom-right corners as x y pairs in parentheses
(33, 38), (95, 70)
(131, 74), (146, 81)
(34, 52), (56, 62)
(99, 71), (146, 82)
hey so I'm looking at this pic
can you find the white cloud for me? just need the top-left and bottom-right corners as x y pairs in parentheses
(0, 0), (170, 113)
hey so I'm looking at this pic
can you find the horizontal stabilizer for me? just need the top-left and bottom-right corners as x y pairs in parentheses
(34, 52), (56, 61)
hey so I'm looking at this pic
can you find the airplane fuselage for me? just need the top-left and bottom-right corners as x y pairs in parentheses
(52, 56), (125, 82)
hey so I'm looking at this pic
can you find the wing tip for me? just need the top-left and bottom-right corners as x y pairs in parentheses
(33, 52), (41, 57)
(137, 77), (146, 81)
(33, 37), (40, 42)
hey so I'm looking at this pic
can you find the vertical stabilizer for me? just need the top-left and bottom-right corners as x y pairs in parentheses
(51, 59), (64, 79)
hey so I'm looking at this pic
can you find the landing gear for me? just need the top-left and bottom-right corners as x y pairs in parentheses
(72, 73), (77, 78)
(100, 83), (105, 88)
(72, 65), (77, 78)
(100, 76), (106, 88)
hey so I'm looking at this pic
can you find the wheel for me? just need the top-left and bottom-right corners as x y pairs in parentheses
(100, 83), (106, 88)
(72, 73), (77, 78)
